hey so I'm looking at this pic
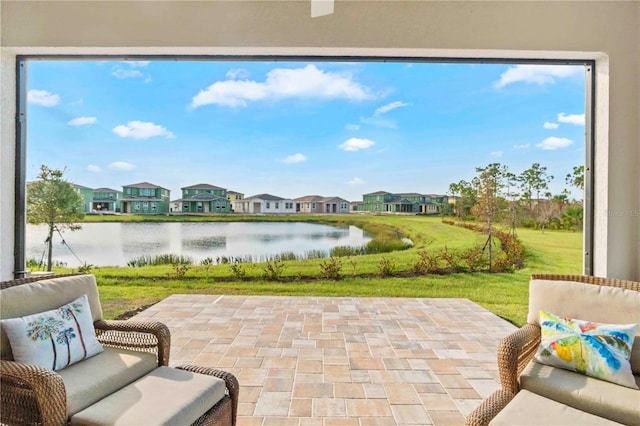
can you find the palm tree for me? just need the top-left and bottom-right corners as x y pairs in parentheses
(56, 327), (77, 368)
(58, 302), (87, 359)
(27, 317), (64, 370)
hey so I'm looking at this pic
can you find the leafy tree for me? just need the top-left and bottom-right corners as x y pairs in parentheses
(560, 205), (584, 232)
(448, 179), (476, 219)
(471, 163), (506, 230)
(519, 163), (553, 211)
(27, 166), (85, 271)
(566, 165), (585, 192)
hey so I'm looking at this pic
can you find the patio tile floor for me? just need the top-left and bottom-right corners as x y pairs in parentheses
(134, 295), (516, 425)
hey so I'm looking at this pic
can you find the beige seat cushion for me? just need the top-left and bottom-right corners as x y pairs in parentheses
(70, 366), (227, 426)
(490, 389), (622, 425)
(520, 361), (640, 425)
(58, 346), (158, 416)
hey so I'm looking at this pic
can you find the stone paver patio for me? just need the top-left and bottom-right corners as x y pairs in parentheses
(134, 295), (516, 425)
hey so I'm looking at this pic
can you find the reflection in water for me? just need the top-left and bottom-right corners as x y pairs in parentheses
(182, 236), (227, 251)
(26, 222), (372, 267)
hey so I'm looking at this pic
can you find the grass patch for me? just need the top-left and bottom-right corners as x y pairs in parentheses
(61, 216), (582, 326)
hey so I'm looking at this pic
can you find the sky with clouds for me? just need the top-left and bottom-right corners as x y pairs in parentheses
(26, 60), (585, 201)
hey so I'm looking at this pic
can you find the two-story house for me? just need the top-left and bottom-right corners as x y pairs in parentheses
(91, 188), (122, 213)
(177, 183), (231, 213)
(359, 191), (447, 214)
(226, 191), (244, 204)
(121, 182), (170, 214)
(72, 184), (94, 213)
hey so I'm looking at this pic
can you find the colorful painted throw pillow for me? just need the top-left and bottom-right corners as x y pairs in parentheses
(535, 310), (638, 389)
(1, 294), (103, 371)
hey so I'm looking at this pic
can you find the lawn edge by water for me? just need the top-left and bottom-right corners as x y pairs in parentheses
(56, 215), (582, 326)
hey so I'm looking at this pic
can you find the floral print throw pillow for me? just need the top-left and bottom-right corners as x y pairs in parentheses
(1, 294), (103, 371)
(535, 310), (638, 389)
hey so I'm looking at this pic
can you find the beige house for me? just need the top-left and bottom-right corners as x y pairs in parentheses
(232, 194), (295, 214)
(226, 191), (244, 203)
(294, 195), (350, 214)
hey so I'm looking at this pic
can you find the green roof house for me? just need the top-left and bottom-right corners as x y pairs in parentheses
(91, 188), (122, 213)
(72, 184), (94, 213)
(359, 191), (448, 214)
(121, 182), (170, 214)
(176, 184), (231, 213)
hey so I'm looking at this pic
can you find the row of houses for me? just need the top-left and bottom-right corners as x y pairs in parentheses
(70, 182), (450, 215)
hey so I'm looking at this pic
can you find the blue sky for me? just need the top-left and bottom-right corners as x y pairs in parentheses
(26, 60), (585, 201)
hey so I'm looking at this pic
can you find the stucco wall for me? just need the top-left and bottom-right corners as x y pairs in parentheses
(1, 1), (638, 280)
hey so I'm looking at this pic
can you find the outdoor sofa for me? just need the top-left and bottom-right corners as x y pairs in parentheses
(467, 274), (640, 425)
(0, 273), (239, 426)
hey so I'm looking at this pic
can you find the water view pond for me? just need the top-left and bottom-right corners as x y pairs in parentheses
(26, 222), (372, 267)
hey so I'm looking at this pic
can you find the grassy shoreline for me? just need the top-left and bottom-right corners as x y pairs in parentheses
(56, 215), (582, 326)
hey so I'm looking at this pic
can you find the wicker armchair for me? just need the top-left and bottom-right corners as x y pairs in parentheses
(466, 274), (640, 426)
(0, 274), (239, 426)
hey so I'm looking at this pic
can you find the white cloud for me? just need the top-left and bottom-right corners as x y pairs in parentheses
(27, 90), (60, 107)
(494, 65), (582, 89)
(338, 137), (376, 152)
(346, 124), (361, 131)
(108, 161), (136, 171)
(374, 101), (409, 116)
(359, 101), (409, 129)
(112, 67), (144, 79)
(490, 151), (503, 157)
(226, 68), (250, 80)
(283, 153), (307, 164)
(348, 177), (365, 185)
(87, 165), (102, 173)
(68, 116), (97, 126)
(557, 112), (585, 126)
(543, 122), (559, 129)
(513, 144), (530, 149)
(113, 121), (175, 140)
(536, 137), (574, 150)
(191, 64), (374, 108)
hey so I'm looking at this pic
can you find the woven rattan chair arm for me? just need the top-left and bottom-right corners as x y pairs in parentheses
(0, 360), (67, 426)
(176, 365), (240, 426)
(497, 323), (541, 394)
(94, 319), (171, 366)
(464, 389), (515, 426)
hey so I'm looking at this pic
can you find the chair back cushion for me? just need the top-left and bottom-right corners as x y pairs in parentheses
(528, 278), (640, 374)
(1, 274), (103, 360)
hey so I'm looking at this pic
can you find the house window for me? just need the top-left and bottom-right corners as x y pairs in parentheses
(266, 202), (270, 209)
(142, 202), (149, 210)
(151, 203), (157, 211)
(275, 202), (279, 209)
(312, 203), (316, 209)
(134, 202), (141, 211)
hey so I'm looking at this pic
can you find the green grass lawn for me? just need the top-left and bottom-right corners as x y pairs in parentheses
(59, 215), (583, 326)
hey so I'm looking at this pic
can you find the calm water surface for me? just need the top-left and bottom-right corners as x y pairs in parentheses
(26, 222), (372, 267)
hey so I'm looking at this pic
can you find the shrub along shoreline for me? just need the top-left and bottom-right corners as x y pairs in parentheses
(55, 215), (582, 326)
